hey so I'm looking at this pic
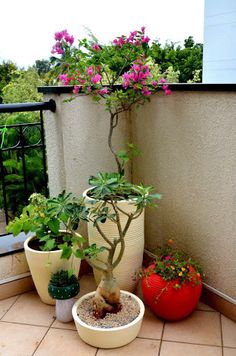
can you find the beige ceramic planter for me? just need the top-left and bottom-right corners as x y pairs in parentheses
(83, 189), (144, 292)
(72, 290), (145, 348)
(24, 235), (81, 305)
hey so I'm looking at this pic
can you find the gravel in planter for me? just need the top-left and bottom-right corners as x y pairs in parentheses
(77, 294), (140, 328)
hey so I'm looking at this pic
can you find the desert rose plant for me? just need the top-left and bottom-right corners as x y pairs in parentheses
(50, 27), (171, 175)
(46, 27), (171, 318)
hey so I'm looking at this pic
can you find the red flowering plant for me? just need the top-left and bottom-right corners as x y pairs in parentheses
(140, 240), (204, 320)
(143, 240), (203, 288)
(50, 27), (171, 176)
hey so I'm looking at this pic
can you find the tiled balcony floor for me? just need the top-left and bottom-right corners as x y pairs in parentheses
(0, 274), (236, 356)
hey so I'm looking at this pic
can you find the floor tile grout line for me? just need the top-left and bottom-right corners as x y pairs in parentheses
(0, 319), (54, 328)
(220, 313), (224, 356)
(31, 317), (56, 356)
(158, 321), (166, 356)
(0, 294), (21, 321)
(50, 325), (76, 331)
(137, 336), (162, 341)
(196, 309), (220, 314)
(160, 339), (223, 348)
(196, 308), (218, 313)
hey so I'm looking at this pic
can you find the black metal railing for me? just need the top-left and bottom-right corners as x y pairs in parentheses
(0, 100), (56, 253)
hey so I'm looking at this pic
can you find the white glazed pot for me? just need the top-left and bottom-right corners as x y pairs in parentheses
(72, 290), (145, 348)
(24, 235), (81, 305)
(83, 189), (144, 292)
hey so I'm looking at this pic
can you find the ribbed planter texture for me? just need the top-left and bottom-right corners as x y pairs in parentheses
(24, 235), (81, 305)
(84, 189), (144, 292)
(141, 264), (202, 321)
(72, 290), (145, 348)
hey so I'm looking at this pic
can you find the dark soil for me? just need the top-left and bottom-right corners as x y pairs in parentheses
(28, 236), (65, 251)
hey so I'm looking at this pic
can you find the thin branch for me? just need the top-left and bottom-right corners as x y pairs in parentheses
(94, 220), (113, 247)
(108, 111), (123, 174)
(85, 256), (108, 272)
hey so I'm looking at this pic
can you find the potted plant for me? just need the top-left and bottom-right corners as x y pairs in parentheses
(50, 27), (171, 291)
(48, 269), (80, 322)
(6, 191), (88, 305)
(141, 240), (203, 321)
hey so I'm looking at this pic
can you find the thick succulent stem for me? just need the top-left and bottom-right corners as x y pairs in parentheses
(93, 269), (121, 318)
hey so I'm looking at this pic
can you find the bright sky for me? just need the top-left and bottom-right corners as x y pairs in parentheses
(0, 0), (204, 68)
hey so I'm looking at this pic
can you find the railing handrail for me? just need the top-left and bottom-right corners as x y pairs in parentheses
(0, 99), (56, 113)
(0, 121), (41, 129)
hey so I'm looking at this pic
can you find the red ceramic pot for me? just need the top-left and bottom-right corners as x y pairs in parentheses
(141, 264), (202, 321)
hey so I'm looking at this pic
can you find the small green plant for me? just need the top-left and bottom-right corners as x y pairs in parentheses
(6, 191), (88, 254)
(49, 270), (78, 287)
(48, 269), (80, 300)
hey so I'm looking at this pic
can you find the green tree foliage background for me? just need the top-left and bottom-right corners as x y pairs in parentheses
(149, 36), (203, 83)
(0, 66), (47, 219)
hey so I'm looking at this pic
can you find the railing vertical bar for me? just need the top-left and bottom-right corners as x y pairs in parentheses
(19, 126), (28, 200)
(40, 110), (48, 196)
(0, 148), (9, 226)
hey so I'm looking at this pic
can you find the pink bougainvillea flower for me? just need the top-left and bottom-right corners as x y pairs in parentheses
(54, 31), (64, 41)
(58, 73), (69, 85)
(113, 36), (126, 47)
(141, 35), (150, 43)
(141, 26), (146, 33)
(152, 80), (158, 86)
(86, 66), (93, 76)
(51, 41), (64, 54)
(130, 31), (137, 37)
(97, 87), (109, 95)
(78, 78), (85, 85)
(91, 73), (102, 84)
(92, 43), (101, 51)
(164, 89), (172, 95)
(73, 85), (80, 94)
(141, 87), (152, 96)
(160, 78), (166, 83)
(122, 74), (130, 89)
(64, 34), (74, 45)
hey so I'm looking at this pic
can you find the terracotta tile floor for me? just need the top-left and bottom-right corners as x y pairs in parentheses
(0, 274), (236, 356)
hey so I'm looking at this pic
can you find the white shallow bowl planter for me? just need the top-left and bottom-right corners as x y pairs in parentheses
(72, 290), (145, 348)
(83, 188), (144, 292)
(24, 235), (81, 305)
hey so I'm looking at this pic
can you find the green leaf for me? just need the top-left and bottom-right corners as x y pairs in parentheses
(75, 249), (85, 259)
(44, 239), (55, 251)
(47, 218), (60, 234)
(117, 150), (129, 162)
(11, 221), (23, 236)
(58, 244), (72, 259)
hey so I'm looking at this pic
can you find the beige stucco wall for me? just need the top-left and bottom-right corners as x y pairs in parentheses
(43, 89), (235, 300)
(132, 91), (236, 299)
(43, 94), (130, 197)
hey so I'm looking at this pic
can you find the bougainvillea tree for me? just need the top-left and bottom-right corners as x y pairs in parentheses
(51, 27), (171, 175)
(49, 28), (170, 318)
